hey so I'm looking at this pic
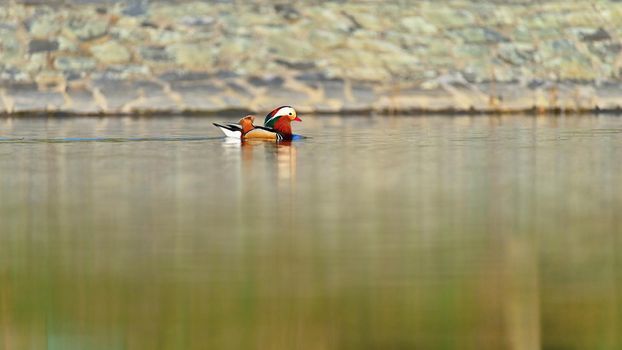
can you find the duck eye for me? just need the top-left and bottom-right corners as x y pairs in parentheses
(289, 113), (292, 115)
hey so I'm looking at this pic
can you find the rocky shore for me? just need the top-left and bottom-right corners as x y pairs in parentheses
(2, 0), (622, 115)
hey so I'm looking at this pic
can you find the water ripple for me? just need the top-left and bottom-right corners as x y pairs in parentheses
(0, 136), (223, 143)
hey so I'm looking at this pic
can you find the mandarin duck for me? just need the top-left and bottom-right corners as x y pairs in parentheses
(214, 106), (302, 141)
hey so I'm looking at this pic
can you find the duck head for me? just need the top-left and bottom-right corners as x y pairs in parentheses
(264, 106), (301, 128)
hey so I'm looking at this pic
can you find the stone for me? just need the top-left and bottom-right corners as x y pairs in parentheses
(10, 90), (64, 112)
(331, 49), (390, 81)
(90, 40), (131, 64)
(490, 65), (520, 83)
(0, 27), (22, 64)
(347, 37), (405, 55)
(260, 88), (310, 108)
(167, 43), (216, 69)
(172, 82), (221, 95)
(133, 94), (182, 112)
(492, 7), (519, 26)
(4, 82), (37, 92)
(92, 64), (150, 80)
(139, 46), (171, 62)
(217, 37), (252, 64)
(306, 7), (352, 33)
(2, 0), (622, 114)
(54, 56), (97, 71)
(322, 80), (346, 100)
(497, 43), (536, 66)
(0, 68), (30, 83)
(58, 36), (79, 52)
(589, 42), (622, 60)
(556, 60), (600, 81)
(25, 53), (48, 72)
(175, 83), (224, 108)
(451, 27), (510, 44)
(0, 23), (15, 31)
(309, 30), (346, 50)
(537, 39), (582, 63)
(66, 86), (99, 113)
(265, 30), (315, 61)
(348, 12), (384, 32)
(274, 59), (315, 70)
(274, 4), (301, 21)
(66, 17), (108, 41)
(580, 28), (611, 42)
(384, 53), (420, 78)
(455, 44), (491, 59)
(64, 71), (84, 81)
(28, 39), (59, 53)
(512, 25), (533, 42)
(29, 15), (61, 38)
(351, 83), (376, 102)
(423, 7), (476, 28)
(232, 57), (280, 76)
(92, 78), (153, 110)
(226, 81), (253, 98)
(158, 71), (211, 82)
(295, 72), (331, 82)
(248, 76), (284, 88)
(110, 18), (150, 42)
(35, 70), (66, 89)
(400, 16), (437, 34)
(179, 16), (215, 27)
(122, 0), (149, 17)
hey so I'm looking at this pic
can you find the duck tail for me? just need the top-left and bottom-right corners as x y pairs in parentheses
(213, 123), (242, 138)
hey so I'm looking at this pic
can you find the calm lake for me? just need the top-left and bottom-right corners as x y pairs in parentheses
(1, 114), (621, 349)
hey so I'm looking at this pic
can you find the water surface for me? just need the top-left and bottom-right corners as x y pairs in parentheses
(1, 115), (621, 349)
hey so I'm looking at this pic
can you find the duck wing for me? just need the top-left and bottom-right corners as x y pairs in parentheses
(244, 127), (285, 141)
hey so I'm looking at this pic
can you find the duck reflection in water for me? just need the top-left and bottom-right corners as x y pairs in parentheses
(238, 140), (297, 187)
(275, 141), (296, 184)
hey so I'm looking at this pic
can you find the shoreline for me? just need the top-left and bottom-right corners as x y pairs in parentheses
(2, 1), (622, 117)
(2, 107), (622, 118)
